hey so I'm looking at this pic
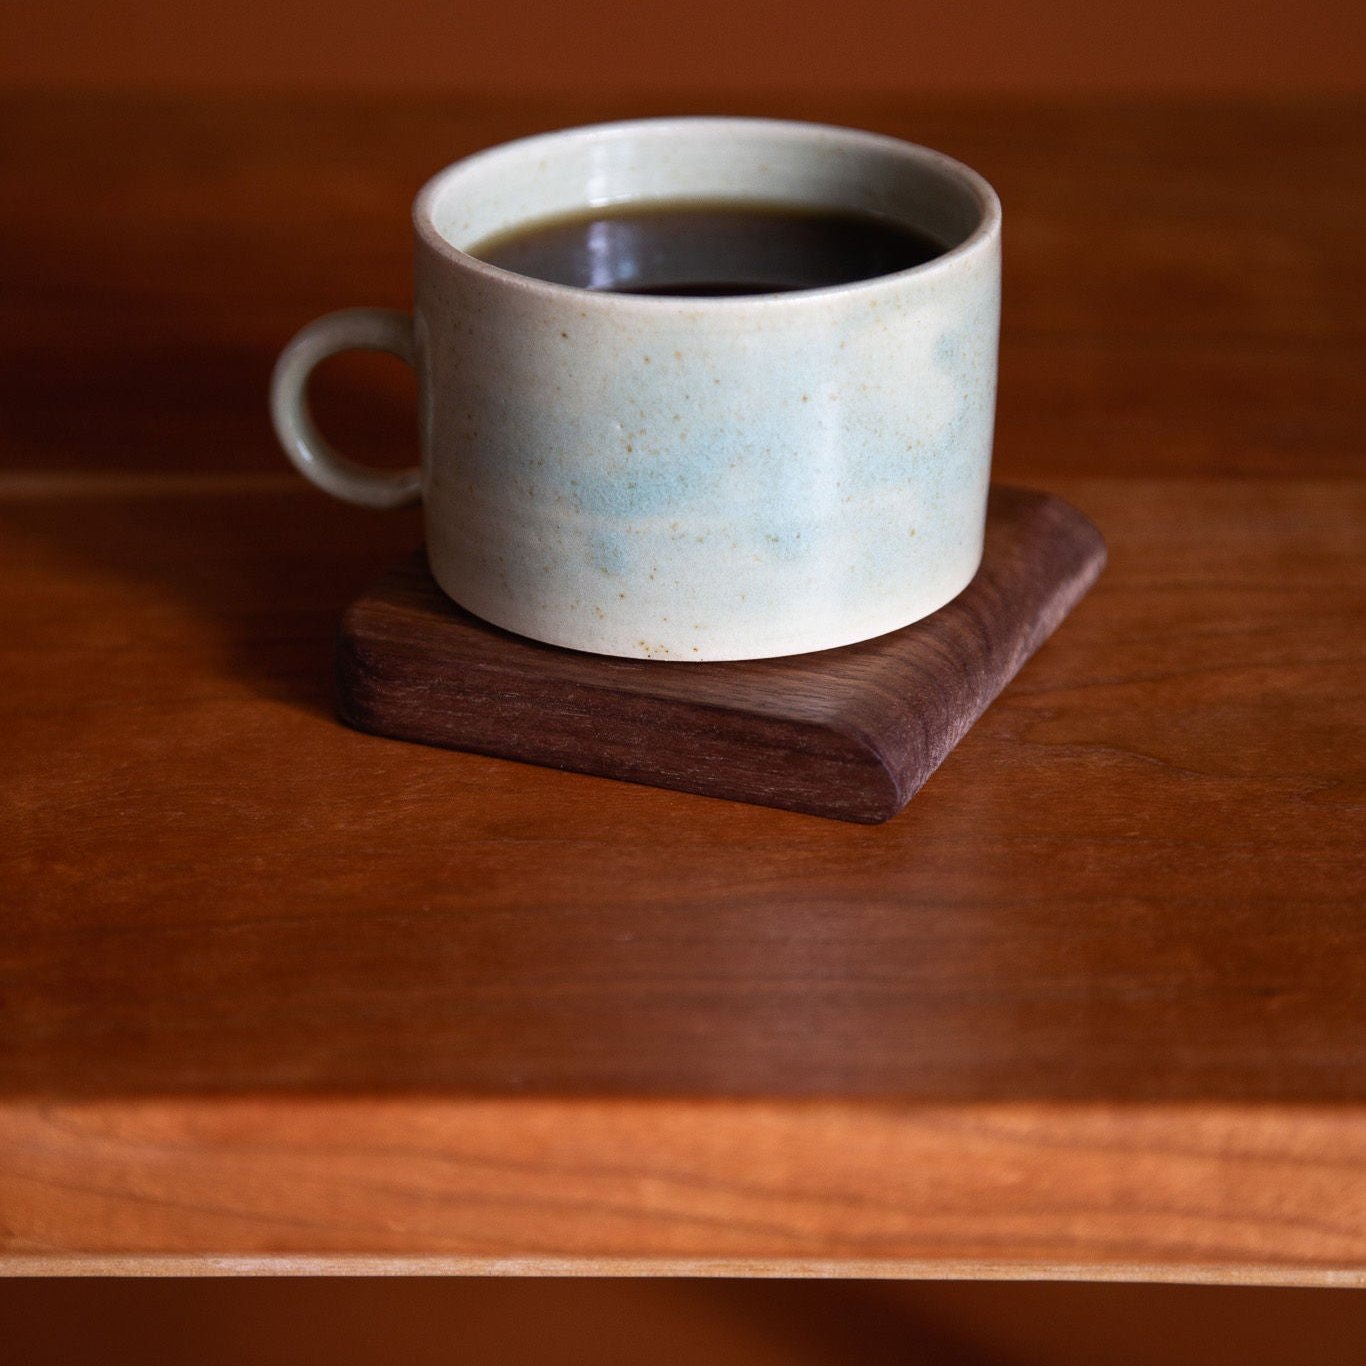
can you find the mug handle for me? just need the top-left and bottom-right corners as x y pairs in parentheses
(270, 307), (422, 509)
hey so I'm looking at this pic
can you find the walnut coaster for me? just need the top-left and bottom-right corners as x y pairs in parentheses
(337, 485), (1106, 823)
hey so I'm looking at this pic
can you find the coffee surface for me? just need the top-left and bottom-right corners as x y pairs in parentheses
(469, 201), (946, 296)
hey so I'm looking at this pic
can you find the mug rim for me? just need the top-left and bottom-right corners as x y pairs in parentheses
(412, 116), (1001, 310)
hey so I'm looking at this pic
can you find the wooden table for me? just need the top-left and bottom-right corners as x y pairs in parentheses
(2, 93), (1362, 1285)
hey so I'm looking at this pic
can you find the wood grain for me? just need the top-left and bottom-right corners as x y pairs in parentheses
(2, 95), (1360, 479)
(2, 1101), (1363, 1284)
(0, 95), (1363, 1279)
(338, 488), (1105, 822)
(4, 477), (1360, 1108)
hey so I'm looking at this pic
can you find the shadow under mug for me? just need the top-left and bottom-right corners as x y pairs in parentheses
(271, 117), (1001, 661)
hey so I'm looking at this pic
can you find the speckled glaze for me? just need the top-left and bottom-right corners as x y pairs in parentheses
(273, 118), (1001, 661)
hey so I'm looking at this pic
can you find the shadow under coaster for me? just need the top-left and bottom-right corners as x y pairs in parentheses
(336, 485), (1106, 823)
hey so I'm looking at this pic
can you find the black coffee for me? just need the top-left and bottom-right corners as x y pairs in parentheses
(468, 201), (946, 297)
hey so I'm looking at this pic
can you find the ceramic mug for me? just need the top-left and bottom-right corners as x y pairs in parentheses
(271, 118), (1001, 661)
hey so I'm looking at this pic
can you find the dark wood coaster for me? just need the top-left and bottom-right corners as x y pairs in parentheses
(337, 486), (1106, 822)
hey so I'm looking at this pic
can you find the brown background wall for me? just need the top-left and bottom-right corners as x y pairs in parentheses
(7, 1), (1365, 94)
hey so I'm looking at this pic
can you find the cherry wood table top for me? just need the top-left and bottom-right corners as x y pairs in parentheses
(1, 92), (1362, 1283)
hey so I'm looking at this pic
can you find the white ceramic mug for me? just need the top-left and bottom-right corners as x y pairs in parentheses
(271, 117), (1001, 661)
